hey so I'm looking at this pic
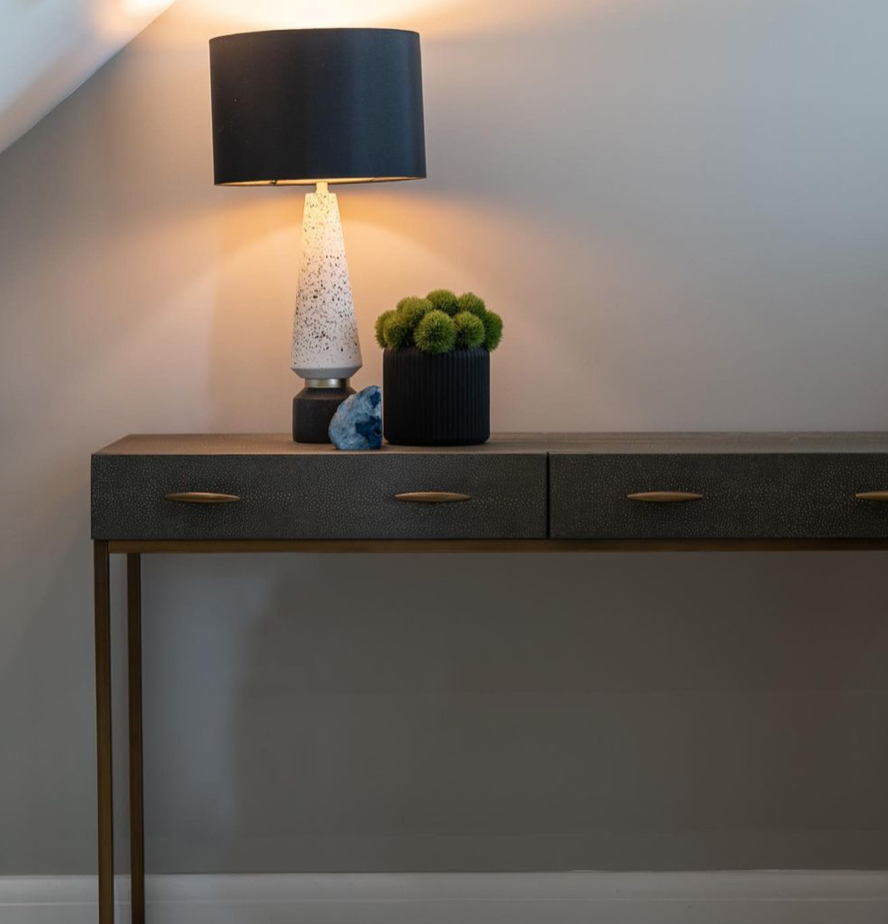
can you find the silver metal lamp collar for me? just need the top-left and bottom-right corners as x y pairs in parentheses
(304, 377), (350, 389)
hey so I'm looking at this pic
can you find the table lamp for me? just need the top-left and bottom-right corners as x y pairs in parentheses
(209, 29), (426, 442)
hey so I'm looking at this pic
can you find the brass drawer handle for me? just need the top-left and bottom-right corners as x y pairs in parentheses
(395, 491), (470, 504)
(164, 492), (241, 504)
(627, 491), (704, 503)
(855, 491), (888, 502)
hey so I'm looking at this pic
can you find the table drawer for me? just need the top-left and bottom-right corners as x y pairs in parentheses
(550, 453), (888, 540)
(92, 452), (548, 541)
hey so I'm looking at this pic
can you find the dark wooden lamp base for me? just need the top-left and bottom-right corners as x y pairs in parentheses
(292, 382), (354, 443)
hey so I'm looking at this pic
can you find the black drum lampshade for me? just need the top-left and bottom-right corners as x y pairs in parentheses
(209, 28), (426, 186)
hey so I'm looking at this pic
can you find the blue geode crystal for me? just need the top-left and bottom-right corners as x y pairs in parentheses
(328, 385), (383, 450)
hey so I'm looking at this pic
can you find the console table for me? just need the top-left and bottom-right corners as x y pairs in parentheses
(91, 432), (888, 923)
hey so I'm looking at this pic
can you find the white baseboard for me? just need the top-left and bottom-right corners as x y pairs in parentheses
(3, 871), (888, 924)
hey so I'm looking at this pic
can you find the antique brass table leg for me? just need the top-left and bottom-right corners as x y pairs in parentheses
(94, 541), (114, 924)
(127, 554), (145, 924)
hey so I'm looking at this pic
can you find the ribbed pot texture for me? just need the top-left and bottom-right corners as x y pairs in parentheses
(383, 347), (490, 446)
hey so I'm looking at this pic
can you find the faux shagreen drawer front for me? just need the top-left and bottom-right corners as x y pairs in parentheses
(92, 452), (547, 540)
(550, 453), (888, 539)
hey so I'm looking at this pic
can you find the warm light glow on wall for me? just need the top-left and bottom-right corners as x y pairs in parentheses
(186, 0), (445, 29)
(149, 0), (602, 44)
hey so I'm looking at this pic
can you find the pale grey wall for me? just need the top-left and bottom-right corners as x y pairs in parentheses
(2, 0), (888, 875)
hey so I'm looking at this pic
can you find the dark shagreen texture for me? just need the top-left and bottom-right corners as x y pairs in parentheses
(550, 452), (888, 539)
(92, 450), (547, 541)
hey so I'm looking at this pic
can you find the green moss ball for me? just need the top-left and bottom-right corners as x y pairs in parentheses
(453, 311), (485, 349)
(483, 311), (503, 351)
(457, 292), (487, 318)
(379, 292), (501, 353)
(426, 288), (460, 316)
(375, 310), (395, 348)
(414, 310), (457, 354)
(383, 313), (411, 349)
(397, 296), (433, 330)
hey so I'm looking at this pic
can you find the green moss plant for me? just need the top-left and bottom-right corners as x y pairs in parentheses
(453, 311), (485, 348)
(414, 310), (457, 354)
(456, 292), (486, 318)
(482, 311), (503, 351)
(376, 289), (503, 354)
(397, 296), (433, 329)
(375, 310), (395, 348)
(383, 313), (411, 349)
(426, 288), (460, 316)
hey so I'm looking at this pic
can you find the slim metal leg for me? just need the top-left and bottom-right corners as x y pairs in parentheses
(127, 554), (146, 924)
(94, 541), (115, 924)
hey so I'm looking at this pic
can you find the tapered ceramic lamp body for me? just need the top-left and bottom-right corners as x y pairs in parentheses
(291, 183), (361, 380)
(209, 28), (426, 441)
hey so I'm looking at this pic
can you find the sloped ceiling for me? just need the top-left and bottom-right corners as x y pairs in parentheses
(0, 0), (174, 154)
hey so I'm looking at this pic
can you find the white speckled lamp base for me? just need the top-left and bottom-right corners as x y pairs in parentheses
(290, 184), (363, 380)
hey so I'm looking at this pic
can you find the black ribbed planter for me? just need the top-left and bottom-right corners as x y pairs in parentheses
(383, 347), (490, 446)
